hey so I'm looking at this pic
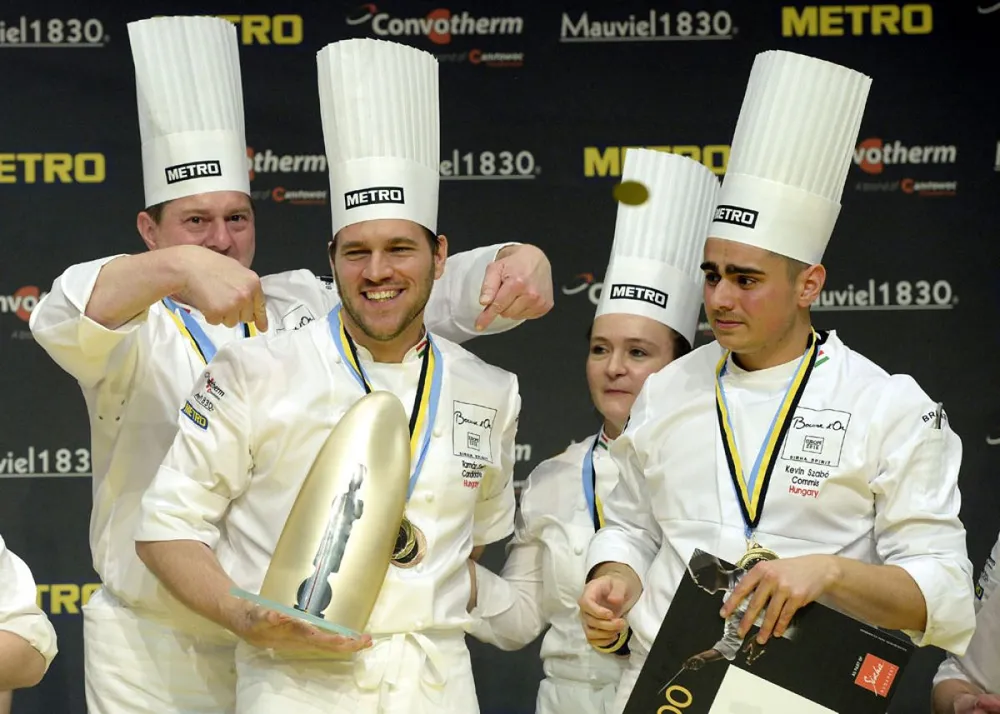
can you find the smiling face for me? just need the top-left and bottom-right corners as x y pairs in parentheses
(330, 219), (446, 354)
(586, 313), (680, 436)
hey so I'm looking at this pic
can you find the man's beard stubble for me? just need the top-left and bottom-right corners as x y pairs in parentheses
(334, 266), (435, 343)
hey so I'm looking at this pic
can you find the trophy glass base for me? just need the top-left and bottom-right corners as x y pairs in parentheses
(230, 587), (362, 639)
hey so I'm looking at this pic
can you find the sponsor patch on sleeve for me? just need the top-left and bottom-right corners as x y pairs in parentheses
(182, 401), (209, 430)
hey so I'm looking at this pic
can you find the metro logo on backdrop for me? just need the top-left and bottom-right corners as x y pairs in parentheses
(346, 5), (523, 45)
(0, 152), (105, 184)
(781, 4), (933, 37)
(584, 145), (729, 177)
(216, 15), (303, 45)
(560, 8), (737, 42)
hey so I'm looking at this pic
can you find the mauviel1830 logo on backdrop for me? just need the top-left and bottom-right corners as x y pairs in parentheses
(0, 17), (107, 47)
(560, 8), (737, 42)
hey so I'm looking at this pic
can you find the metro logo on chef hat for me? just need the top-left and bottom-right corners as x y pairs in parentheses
(709, 50), (872, 265)
(596, 149), (719, 347)
(128, 16), (250, 209)
(317, 38), (440, 237)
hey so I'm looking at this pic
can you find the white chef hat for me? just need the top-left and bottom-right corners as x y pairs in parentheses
(128, 16), (250, 209)
(709, 50), (872, 265)
(595, 149), (719, 347)
(317, 38), (439, 236)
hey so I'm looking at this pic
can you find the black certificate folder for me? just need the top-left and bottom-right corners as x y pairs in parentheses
(624, 549), (915, 714)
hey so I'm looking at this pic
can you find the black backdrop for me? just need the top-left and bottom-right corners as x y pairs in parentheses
(1, 2), (998, 712)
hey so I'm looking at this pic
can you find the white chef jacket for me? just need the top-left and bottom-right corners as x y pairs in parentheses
(135, 314), (520, 648)
(469, 432), (628, 692)
(0, 534), (58, 669)
(28, 245), (519, 638)
(934, 528), (1000, 694)
(587, 330), (975, 658)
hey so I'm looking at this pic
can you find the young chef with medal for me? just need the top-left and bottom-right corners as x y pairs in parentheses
(578, 49), (977, 712)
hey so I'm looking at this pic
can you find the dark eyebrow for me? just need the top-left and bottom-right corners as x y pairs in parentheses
(700, 261), (767, 276)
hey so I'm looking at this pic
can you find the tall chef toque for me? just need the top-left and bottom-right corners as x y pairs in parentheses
(596, 149), (719, 347)
(708, 50), (872, 265)
(128, 16), (250, 208)
(317, 38), (440, 237)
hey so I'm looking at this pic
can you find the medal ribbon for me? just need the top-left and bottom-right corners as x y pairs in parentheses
(328, 305), (442, 500)
(715, 330), (820, 537)
(581, 430), (611, 531)
(162, 297), (258, 364)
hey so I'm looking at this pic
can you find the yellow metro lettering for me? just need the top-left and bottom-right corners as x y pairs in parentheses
(217, 15), (303, 45)
(781, 5), (932, 37)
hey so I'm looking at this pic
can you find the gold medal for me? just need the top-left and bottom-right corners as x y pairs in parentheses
(391, 517), (426, 568)
(737, 538), (779, 571)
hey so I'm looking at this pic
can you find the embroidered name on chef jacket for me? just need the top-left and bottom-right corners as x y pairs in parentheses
(780, 406), (851, 468)
(276, 304), (316, 333)
(453, 401), (497, 463)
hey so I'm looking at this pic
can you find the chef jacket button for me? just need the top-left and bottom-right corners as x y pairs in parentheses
(425, 493), (435, 503)
(574, 546), (584, 555)
(332, 353), (341, 364)
(433, 427), (442, 438)
(415, 619), (424, 628)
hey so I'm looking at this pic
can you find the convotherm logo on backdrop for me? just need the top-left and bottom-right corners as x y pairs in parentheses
(217, 15), (303, 45)
(781, 4), (932, 37)
(852, 137), (957, 196)
(584, 145), (729, 178)
(246, 146), (328, 206)
(0, 152), (105, 183)
(2, 285), (46, 340)
(560, 8), (737, 42)
(346, 5), (525, 68)
(562, 272), (604, 306)
(0, 17), (108, 47)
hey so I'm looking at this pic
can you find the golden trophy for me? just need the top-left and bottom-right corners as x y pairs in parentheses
(232, 390), (410, 652)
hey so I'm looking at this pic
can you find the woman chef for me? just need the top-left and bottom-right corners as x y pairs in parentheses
(464, 148), (719, 714)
